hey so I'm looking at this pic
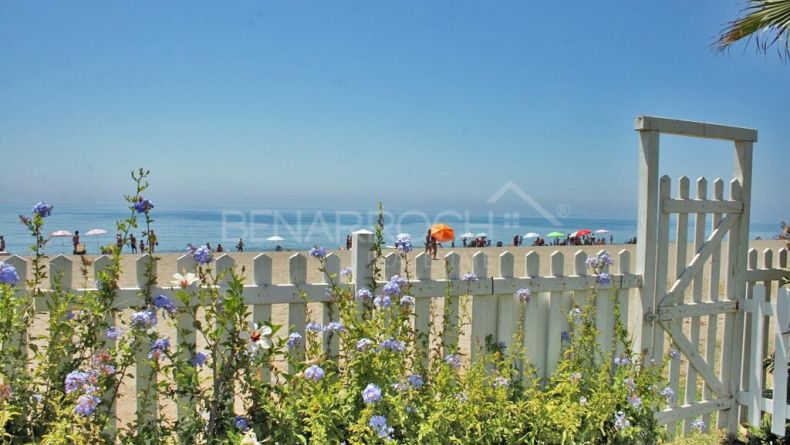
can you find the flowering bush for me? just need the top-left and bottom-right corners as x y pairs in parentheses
(0, 170), (679, 444)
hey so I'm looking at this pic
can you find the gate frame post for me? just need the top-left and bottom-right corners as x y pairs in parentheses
(634, 128), (660, 360)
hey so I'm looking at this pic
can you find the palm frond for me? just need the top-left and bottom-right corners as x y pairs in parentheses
(715, 0), (790, 60)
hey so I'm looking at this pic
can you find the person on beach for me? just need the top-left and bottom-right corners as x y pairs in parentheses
(430, 235), (437, 260)
(72, 230), (80, 254)
(424, 230), (431, 255)
(216, 244), (224, 253)
(139, 238), (145, 253)
(130, 234), (137, 253)
(346, 235), (352, 250)
(207, 242), (212, 252)
(236, 238), (244, 252)
(0, 235), (5, 252)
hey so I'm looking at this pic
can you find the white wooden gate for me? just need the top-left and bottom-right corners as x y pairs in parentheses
(633, 116), (757, 436)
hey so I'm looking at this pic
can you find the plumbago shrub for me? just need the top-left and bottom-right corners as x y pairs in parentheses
(0, 170), (679, 444)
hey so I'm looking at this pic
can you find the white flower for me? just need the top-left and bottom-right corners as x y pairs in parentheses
(239, 430), (260, 445)
(171, 272), (198, 288)
(242, 322), (273, 353)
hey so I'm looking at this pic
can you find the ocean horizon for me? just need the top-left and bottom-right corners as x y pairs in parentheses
(0, 203), (781, 256)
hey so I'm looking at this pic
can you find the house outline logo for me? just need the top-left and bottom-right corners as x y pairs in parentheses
(486, 180), (563, 227)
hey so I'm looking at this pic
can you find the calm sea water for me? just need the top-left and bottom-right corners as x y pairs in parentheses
(0, 203), (780, 256)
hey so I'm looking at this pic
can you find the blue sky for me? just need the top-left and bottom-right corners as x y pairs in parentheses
(0, 1), (786, 223)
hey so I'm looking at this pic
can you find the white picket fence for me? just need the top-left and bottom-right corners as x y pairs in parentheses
(739, 248), (790, 435)
(2, 231), (641, 425)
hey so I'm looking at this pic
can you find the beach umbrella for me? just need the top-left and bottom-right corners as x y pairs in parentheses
(476, 232), (488, 238)
(575, 229), (592, 237)
(85, 228), (107, 251)
(594, 229), (610, 234)
(430, 224), (455, 242)
(459, 232), (476, 239)
(546, 231), (565, 238)
(523, 232), (540, 238)
(266, 236), (285, 242)
(50, 230), (72, 253)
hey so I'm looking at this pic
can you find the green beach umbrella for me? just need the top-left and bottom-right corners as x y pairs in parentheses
(546, 231), (565, 238)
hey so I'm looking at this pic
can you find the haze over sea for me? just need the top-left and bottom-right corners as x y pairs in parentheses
(0, 203), (779, 256)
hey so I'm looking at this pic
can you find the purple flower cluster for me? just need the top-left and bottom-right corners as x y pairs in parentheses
(373, 295), (391, 309)
(340, 267), (352, 278)
(0, 262), (19, 286)
(153, 294), (176, 315)
(613, 356), (631, 367)
(306, 321), (322, 333)
(624, 377), (635, 392)
(396, 235), (413, 253)
(461, 273), (478, 282)
(309, 246), (326, 259)
(130, 310), (157, 330)
(356, 288), (373, 301)
(235, 416), (249, 431)
(493, 376), (509, 388)
(406, 374), (424, 389)
(362, 383), (382, 403)
(305, 364), (325, 381)
(628, 395), (642, 408)
(105, 326), (122, 340)
(75, 394), (101, 417)
(287, 332), (303, 348)
(193, 246), (213, 265)
(661, 386), (675, 402)
(379, 338), (405, 352)
(133, 198), (154, 213)
(515, 288), (530, 303)
(369, 415), (394, 439)
(614, 411), (630, 431)
(32, 202), (53, 218)
(399, 295), (415, 308)
(323, 321), (345, 333)
(149, 338), (170, 360)
(596, 272), (611, 285)
(445, 354), (461, 370)
(668, 349), (680, 361)
(65, 370), (101, 416)
(356, 338), (374, 351)
(191, 352), (207, 366)
(383, 275), (407, 296)
(691, 419), (706, 432)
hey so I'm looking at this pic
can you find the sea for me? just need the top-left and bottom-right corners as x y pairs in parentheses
(0, 203), (781, 256)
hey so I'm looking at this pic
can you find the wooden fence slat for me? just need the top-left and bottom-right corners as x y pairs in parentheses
(746, 285), (766, 426)
(523, 251), (548, 380)
(174, 254), (197, 427)
(546, 252), (567, 376)
(760, 249), (774, 395)
(771, 288), (789, 435)
(414, 252), (431, 371)
(252, 253), (273, 383)
(616, 250), (630, 358)
(3, 256), (28, 376)
(683, 177), (705, 434)
(135, 254), (157, 426)
(702, 178), (724, 430)
(593, 250), (614, 358)
(49, 255), (73, 289)
(719, 179), (744, 430)
(322, 253), (340, 357)
(496, 251), (515, 347)
(652, 176), (672, 365)
(287, 253), (307, 372)
(470, 252), (494, 362)
(443, 252), (461, 356)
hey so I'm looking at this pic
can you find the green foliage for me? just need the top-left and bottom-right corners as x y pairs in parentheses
(0, 170), (675, 444)
(716, 0), (790, 60)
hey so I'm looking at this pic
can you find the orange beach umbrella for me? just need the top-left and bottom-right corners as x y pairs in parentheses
(430, 224), (455, 242)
